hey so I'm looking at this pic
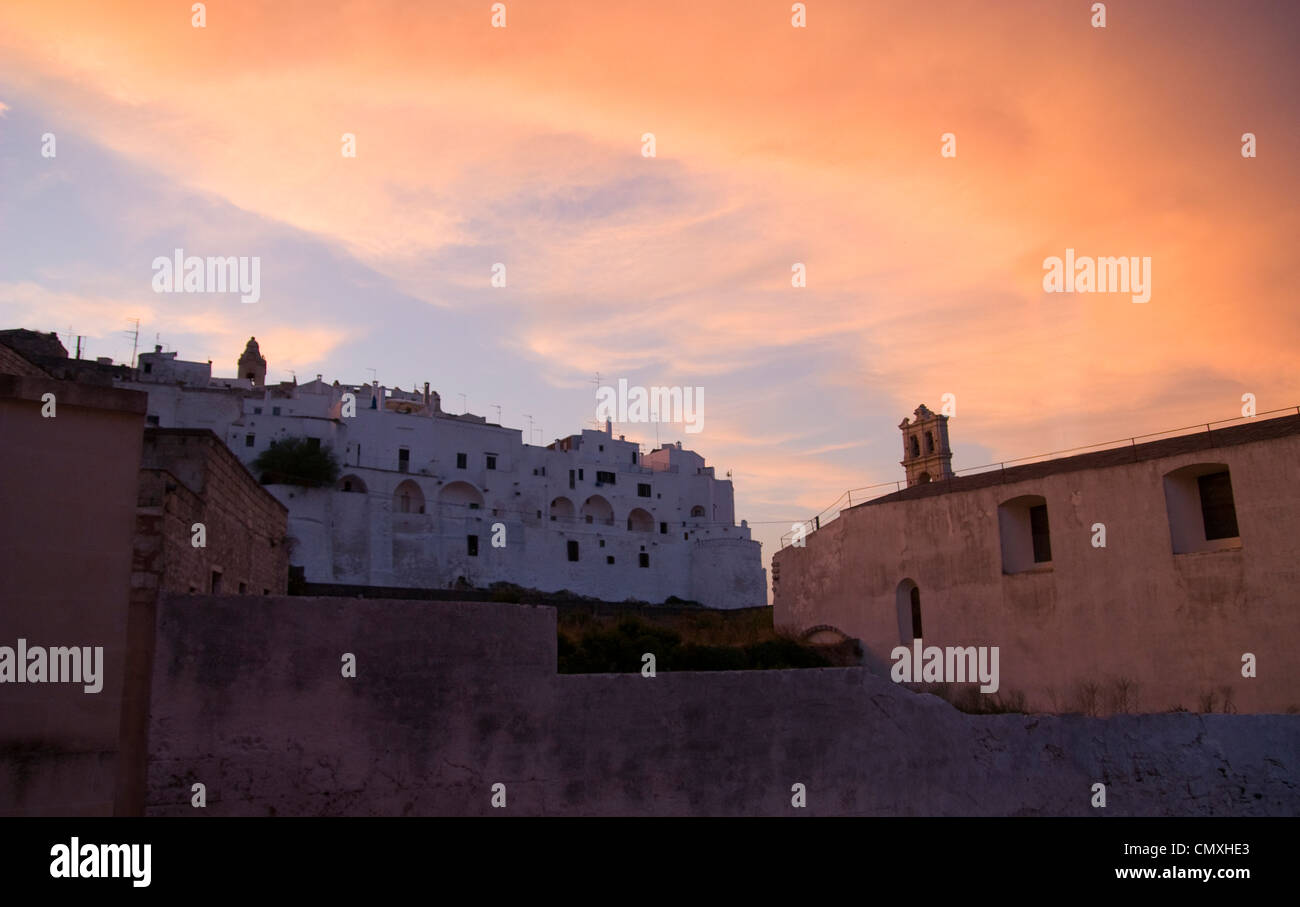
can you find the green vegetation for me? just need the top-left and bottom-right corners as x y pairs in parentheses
(557, 614), (856, 673)
(252, 436), (340, 487)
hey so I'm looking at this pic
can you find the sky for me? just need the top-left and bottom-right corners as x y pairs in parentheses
(1, 0), (1297, 587)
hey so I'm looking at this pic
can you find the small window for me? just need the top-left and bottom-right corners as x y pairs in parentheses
(606, 555), (615, 565)
(998, 495), (1051, 573)
(568, 469), (575, 489)
(1164, 464), (1241, 553)
(599, 444), (604, 452)
(596, 471), (615, 485)
(210, 570), (222, 594)
(660, 522), (667, 534)
(143, 362), (153, 374)
(632, 451), (638, 464)
(398, 448), (410, 472)
(238, 582), (247, 595)
(486, 454), (497, 470)
(146, 415), (160, 426)
(910, 587), (923, 639)
(245, 434), (255, 447)
(1030, 504), (1052, 563)
(307, 437), (320, 450)
(467, 535), (479, 557)
(599, 539), (605, 547)
(272, 406), (281, 416)
(567, 540), (579, 562)
(1198, 472), (1239, 540)
(457, 452), (468, 469)
(637, 483), (651, 498)
(578, 469), (584, 481)
(639, 553), (649, 568)
(253, 406), (262, 414)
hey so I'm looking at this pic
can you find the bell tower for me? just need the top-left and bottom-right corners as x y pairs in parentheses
(238, 336), (267, 387)
(899, 404), (953, 487)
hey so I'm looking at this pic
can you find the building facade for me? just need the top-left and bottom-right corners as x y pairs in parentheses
(116, 339), (765, 608)
(773, 407), (1300, 714)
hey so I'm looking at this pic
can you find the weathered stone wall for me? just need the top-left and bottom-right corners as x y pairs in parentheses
(0, 376), (147, 817)
(143, 596), (1300, 816)
(773, 424), (1300, 714)
(139, 429), (289, 596)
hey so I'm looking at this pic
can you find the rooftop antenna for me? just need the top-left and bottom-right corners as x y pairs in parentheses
(458, 393), (467, 414)
(366, 368), (377, 385)
(491, 403), (502, 423)
(522, 413), (534, 443)
(126, 317), (140, 366)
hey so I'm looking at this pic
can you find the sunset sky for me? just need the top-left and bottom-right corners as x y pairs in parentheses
(2, 0), (1297, 577)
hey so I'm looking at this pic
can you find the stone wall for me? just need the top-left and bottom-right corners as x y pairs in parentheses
(773, 422), (1300, 714)
(0, 376), (147, 816)
(142, 595), (1300, 816)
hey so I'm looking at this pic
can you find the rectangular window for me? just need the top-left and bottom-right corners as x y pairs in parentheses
(606, 555), (615, 565)
(578, 469), (584, 481)
(639, 553), (649, 568)
(457, 452), (468, 469)
(1198, 471), (1239, 540)
(569, 469), (575, 489)
(210, 570), (222, 594)
(253, 406), (262, 414)
(660, 522), (667, 534)
(272, 406), (281, 416)
(245, 434), (255, 447)
(596, 471), (616, 485)
(238, 582), (247, 594)
(307, 437), (320, 450)
(467, 535), (479, 557)
(486, 454), (497, 470)
(1030, 504), (1052, 563)
(146, 415), (160, 426)
(567, 540), (580, 562)
(398, 448), (410, 472)
(632, 451), (637, 464)
(637, 483), (651, 498)
(143, 362), (152, 374)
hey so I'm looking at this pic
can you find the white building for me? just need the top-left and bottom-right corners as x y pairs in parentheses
(118, 338), (766, 608)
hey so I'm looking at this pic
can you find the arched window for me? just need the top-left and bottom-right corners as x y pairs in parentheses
(925, 431), (935, 454)
(626, 508), (654, 532)
(439, 481), (485, 512)
(895, 579), (922, 644)
(337, 474), (367, 494)
(917, 472), (931, 484)
(581, 495), (614, 525)
(393, 479), (425, 514)
(910, 436), (920, 458)
(689, 505), (706, 518)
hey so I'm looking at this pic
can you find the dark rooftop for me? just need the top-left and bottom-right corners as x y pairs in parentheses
(859, 412), (1300, 509)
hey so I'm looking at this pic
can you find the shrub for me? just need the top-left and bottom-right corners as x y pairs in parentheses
(252, 436), (340, 487)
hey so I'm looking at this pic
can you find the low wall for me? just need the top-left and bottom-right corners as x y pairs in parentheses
(143, 595), (1300, 816)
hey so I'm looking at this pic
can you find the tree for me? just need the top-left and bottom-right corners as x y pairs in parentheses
(252, 436), (340, 487)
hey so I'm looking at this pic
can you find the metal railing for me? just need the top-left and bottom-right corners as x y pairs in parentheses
(778, 404), (1300, 549)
